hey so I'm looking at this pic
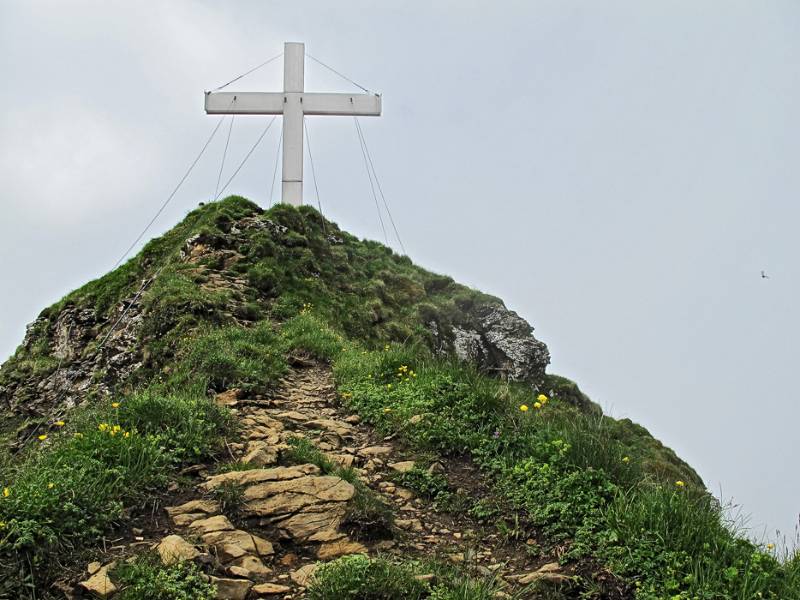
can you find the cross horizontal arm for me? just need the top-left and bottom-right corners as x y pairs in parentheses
(205, 92), (284, 115)
(205, 91), (381, 116)
(301, 93), (381, 116)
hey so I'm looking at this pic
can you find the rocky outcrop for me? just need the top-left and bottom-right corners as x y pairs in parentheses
(1, 297), (144, 426)
(449, 304), (550, 384)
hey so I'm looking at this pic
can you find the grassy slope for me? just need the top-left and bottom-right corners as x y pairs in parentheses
(0, 196), (796, 599)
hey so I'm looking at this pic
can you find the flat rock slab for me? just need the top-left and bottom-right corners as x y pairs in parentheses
(187, 514), (234, 534)
(252, 582), (292, 596)
(303, 418), (354, 437)
(227, 554), (272, 580)
(201, 464), (319, 491)
(165, 499), (220, 518)
(358, 445), (393, 457)
(242, 440), (280, 466)
(244, 475), (355, 505)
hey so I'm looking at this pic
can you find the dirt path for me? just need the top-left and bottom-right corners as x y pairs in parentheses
(76, 364), (568, 599)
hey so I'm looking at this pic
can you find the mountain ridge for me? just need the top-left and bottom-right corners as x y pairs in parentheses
(1, 196), (794, 599)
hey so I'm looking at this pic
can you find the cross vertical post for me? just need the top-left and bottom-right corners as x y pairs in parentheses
(282, 42), (304, 206)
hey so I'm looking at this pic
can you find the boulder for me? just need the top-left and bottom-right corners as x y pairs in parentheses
(317, 539), (368, 560)
(227, 554), (272, 579)
(157, 535), (200, 565)
(78, 562), (117, 598)
(290, 563), (318, 586)
(389, 460), (416, 473)
(447, 304), (549, 383)
(210, 576), (253, 600)
(202, 529), (274, 558)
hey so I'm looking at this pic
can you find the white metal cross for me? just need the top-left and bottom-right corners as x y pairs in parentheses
(205, 42), (382, 206)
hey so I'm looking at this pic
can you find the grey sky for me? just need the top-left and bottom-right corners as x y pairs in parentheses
(1, 1), (798, 542)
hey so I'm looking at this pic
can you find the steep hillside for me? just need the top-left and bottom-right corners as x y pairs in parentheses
(0, 197), (795, 599)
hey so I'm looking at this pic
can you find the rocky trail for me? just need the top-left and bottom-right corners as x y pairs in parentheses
(74, 364), (569, 599)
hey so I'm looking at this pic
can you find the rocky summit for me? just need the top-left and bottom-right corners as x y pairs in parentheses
(0, 196), (795, 600)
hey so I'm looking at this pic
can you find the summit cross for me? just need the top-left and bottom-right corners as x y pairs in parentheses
(205, 42), (382, 206)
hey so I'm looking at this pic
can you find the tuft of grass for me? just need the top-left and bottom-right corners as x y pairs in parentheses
(113, 553), (215, 600)
(307, 555), (427, 600)
(280, 312), (345, 361)
(209, 481), (245, 518)
(166, 322), (287, 394)
(284, 436), (336, 473)
(115, 389), (234, 464)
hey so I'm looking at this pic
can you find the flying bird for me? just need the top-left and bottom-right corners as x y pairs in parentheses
(761, 270), (769, 279)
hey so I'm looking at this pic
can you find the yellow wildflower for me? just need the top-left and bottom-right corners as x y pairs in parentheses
(98, 423), (109, 432)
(622, 456), (630, 463)
(533, 402), (542, 409)
(387, 383), (393, 389)
(37, 434), (47, 441)
(123, 431), (130, 438)
(111, 402), (120, 409)
(675, 480), (686, 488)
(112, 425), (121, 433)
(47, 483), (54, 489)
(537, 394), (548, 403)
(519, 404), (529, 412)
(2, 487), (9, 498)
(383, 407), (392, 413)
(767, 543), (775, 551)
(74, 432), (84, 439)
(411, 372), (417, 378)
(384, 344), (390, 351)
(54, 421), (65, 427)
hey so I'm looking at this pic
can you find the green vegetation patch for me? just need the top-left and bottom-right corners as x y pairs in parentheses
(113, 553), (215, 600)
(307, 555), (511, 600)
(0, 389), (234, 592)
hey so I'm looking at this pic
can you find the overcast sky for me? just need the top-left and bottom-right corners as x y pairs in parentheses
(1, 0), (798, 543)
